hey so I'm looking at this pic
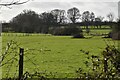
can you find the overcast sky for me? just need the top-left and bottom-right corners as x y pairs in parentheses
(0, 0), (119, 22)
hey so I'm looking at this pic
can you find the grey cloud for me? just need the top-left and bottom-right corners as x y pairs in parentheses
(1, 1), (118, 22)
(34, 0), (119, 2)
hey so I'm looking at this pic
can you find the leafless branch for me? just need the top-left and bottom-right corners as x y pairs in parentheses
(0, 0), (30, 6)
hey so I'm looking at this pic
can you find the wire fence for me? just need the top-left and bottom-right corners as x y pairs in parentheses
(1, 32), (116, 80)
(1, 40), (76, 80)
(1, 40), (49, 79)
(1, 30), (110, 37)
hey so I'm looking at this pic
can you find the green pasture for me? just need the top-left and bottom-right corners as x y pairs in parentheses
(81, 25), (111, 29)
(1, 32), (118, 78)
(82, 29), (111, 35)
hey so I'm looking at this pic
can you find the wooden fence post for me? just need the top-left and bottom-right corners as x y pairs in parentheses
(19, 48), (24, 80)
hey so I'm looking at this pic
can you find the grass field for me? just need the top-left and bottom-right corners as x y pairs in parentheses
(1, 32), (118, 78)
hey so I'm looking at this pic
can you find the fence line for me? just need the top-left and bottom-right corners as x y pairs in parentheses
(1, 40), (52, 79)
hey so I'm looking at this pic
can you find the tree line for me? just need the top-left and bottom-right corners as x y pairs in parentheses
(2, 7), (116, 35)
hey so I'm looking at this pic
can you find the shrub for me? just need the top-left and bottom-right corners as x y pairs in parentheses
(50, 27), (83, 36)
(103, 32), (112, 38)
(77, 45), (120, 79)
(112, 31), (120, 40)
(111, 19), (120, 40)
(73, 33), (85, 38)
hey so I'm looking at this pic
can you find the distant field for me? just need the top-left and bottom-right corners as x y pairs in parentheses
(82, 28), (111, 35)
(81, 26), (111, 29)
(1, 32), (118, 78)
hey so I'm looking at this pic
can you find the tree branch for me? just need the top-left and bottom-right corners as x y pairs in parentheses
(0, 0), (30, 6)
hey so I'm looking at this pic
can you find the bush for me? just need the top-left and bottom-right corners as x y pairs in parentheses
(50, 27), (83, 36)
(111, 19), (120, 40)
(77, 45), (120, 79)
(112, 31), (120, 40)
(72, 33), (85, 38)
(103, 32), (112, 38)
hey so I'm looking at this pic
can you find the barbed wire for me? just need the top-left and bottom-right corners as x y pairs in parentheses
(1, 40), (50, 79)
(13, 63), (19, 79)
(5, 56), (16, 78)
(0, 40), (15, 64)
(1, 34), (119, 79)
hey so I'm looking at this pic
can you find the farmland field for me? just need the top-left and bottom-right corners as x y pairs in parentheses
(1, 31), (119, 78)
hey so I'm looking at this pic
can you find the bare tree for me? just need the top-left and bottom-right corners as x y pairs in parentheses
(82, 11), (90, 22)
(51, 9), (66, 24)
(82, 11), (91, 33)
(97, 16), (104, 22)
(67, 7), (80, 24)
(95, 16), (104, 28)
(107, 13), (115, 28)
(90, 12), (95, 22)
(107, 13), (114, 22)
(39, 12), (56, 33)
